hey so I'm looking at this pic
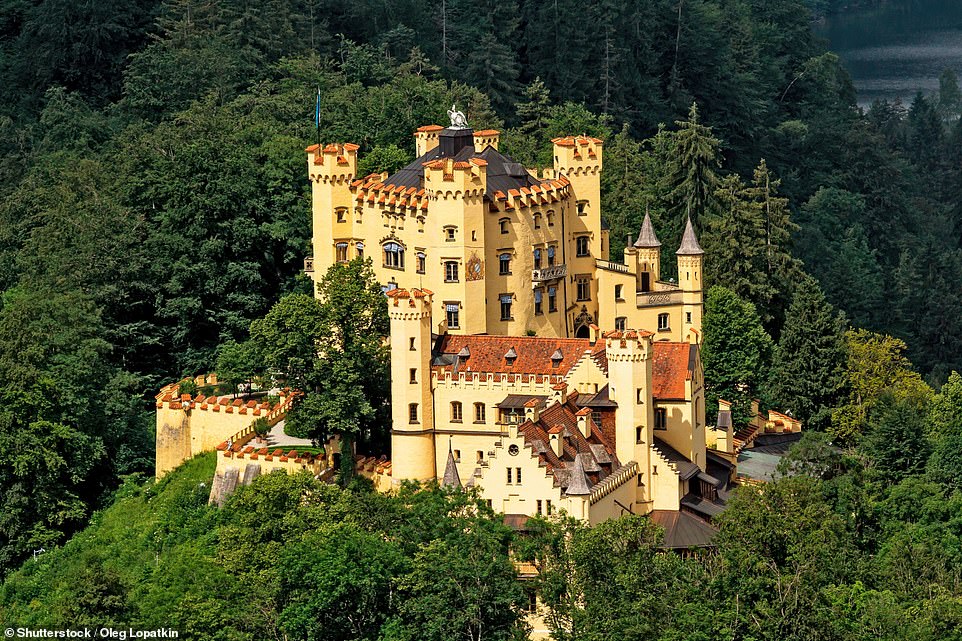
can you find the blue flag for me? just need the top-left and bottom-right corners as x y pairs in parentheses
(314, 87), (321, 128)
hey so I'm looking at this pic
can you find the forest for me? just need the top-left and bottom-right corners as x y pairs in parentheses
(2, 0), (962, 636)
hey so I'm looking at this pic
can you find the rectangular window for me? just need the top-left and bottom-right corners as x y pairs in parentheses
(475, 402), (486, 423)
(576, 236), (590, 257)
(500, 294), (513, 321)
(636, 426), (643, 444)
(614, 284), (623, 301)
(658, 313), (670, 331)
(506, 467), (513, 484)
(408, 403), (418, 424)
(499, 253), (511, 275)
(355, 241), (364, 259)
(547, 246), (556, 266)
(546, 499), (553, 515)
(516, 467), (522, 484)
(548, 287), (557, 313)
(477, 450), (484, 462)
(445, 261), (459, 282)
(615, 316), (626, 331)
(384, 242), (404, 269)
(655, 408), (667, 430)
(445, 227), (456, 241)
(499, 218), (510, 234)
(335, 242), (348, 263)
(686, 311), (692, 324)
(577, 200), (588, 216)
(534, 214), (541, 229)
(446, 303), (460, 329)
(451, 402), (463, 422)
(335, 208), (347, 223)
(576, 277), (590, 302)
(536, 500), (543, 515)
(409, 368), (417, 384)
(534, 289), (543, 315)
(533, 248), (542, 270)
(416, 252), (426, 274)
(409, 337), (416, 351)
(454, 449), (460, 462)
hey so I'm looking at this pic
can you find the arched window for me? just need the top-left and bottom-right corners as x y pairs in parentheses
(416, 251), (426, 274)
(533, 248), (542, 269)
(451, 401), (463, 422)
(355, 241), (364, 259)
(499, 253), (511, 275)
(383, 242), (404, 269)
(335, 242), (348, 263)
(533, 213), (542, 229)
(547, 246), (556, 266)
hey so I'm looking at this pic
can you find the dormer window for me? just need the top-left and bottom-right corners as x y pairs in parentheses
(551, 349), (563, 367)
(504, 347), (517, 366)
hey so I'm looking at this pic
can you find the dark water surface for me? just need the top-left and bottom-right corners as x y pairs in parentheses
(815, 0), (962, 108)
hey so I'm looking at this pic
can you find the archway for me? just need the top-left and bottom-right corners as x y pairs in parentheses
(575, 324), (590, 339)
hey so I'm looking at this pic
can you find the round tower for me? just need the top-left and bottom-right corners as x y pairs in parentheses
(387, 287), (437, 483)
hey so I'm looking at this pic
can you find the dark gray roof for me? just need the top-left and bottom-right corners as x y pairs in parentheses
(496, 394), (546, 409)
(634, 211), (662, 248)
(650, 510), (717, 549)
(653, 437), (700, 481)
(681, 493), (726, 518)
(564, 454), (592, 496)
(716, 409), (732, 430)
(442, 447), (462, 489)
(382, 136), (541, 200)
(676, 216), (704, 255)
(579, 384), (618, 408)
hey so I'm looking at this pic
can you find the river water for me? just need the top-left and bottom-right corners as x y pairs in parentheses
(815, 0), (962, 109)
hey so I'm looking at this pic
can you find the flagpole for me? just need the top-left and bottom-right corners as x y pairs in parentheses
(315, 86), (322, 153)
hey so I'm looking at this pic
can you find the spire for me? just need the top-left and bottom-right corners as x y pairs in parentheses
(676, 216), (704, 256)
(442, 441), (462, 489)
(564, 454), (592, 496)
(633, 209), (661, 248)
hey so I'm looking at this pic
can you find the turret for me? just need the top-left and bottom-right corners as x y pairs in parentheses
(414, 125), (443, 156)
(629, 210), (661, 292)
(388, 288), (437, 482)
(307, 142), (359, 295)
(552, 135), (604, 256)
(604, 328), (655, 510)
(676, 216), (704, 334)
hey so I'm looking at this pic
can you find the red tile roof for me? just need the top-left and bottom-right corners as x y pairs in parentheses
(432, 335), (596, 377)
(652, 342), (692, 400)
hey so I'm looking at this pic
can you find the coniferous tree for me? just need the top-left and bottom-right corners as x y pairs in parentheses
(767, 276), (847, 430)
(667, 102), (721, 246)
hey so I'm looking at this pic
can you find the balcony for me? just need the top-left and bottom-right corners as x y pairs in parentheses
(304, 257), (314, 274)
(531, 264), (567, 283)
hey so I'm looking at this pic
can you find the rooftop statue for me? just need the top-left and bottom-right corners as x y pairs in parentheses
(447, 104), (468, 129)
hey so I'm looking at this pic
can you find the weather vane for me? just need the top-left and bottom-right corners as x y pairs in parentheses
(447, 104), (468, 129)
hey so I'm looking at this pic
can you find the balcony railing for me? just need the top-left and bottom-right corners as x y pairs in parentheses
(531, 264), (567, 283)
(595, 259), (631, 274)
(304, 257), (314, 274)
(636, 289), (683, 308)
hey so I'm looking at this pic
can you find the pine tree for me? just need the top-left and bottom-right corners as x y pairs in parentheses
(767, 277), (847, 430)
(668, 102), (721, 229)
(702, 173), (773, 315)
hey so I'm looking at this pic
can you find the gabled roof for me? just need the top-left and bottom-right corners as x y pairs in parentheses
(649, 510), (717, 549)
(653, 437), (700, 480)
(651, 342), (694, 400)
(432, 335), (597, 377)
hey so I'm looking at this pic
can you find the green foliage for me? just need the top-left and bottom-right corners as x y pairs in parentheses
(768, 277), (848, 429)
(701, 286), (773, 425)
(356, 144), (411, 178)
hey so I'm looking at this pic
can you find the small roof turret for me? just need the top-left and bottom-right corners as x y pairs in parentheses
(676, 216), (704, 256)
(442, 441), (462, 489)
(564, 454), (592, 496)
(633, 210), (661, 248)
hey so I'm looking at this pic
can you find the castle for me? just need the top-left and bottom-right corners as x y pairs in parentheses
(156, 112), (802, 547)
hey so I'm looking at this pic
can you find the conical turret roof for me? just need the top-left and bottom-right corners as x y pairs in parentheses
(633, 211), (661, 248)
(676, 216), (704, 256)
(442, 442), (462, 489)
(564, 454), (592, 496)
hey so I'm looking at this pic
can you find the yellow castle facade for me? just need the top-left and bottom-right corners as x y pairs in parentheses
(306, 118), (702, 341)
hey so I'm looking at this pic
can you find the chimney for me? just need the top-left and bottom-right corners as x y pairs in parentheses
(524, 398), (541, 424)
(576, 407), (592, 438)
(552, 382), (568, 405)
(549, 426), (564, 458)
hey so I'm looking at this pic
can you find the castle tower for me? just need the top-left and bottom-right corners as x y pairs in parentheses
(387, 287), (437, 482)
(422, 150), (488, 335)
(307, 142), (359, 295)
(630, 210), (661, 292)
(605, 329), (655, 511)
(676, 217), (704, 334)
